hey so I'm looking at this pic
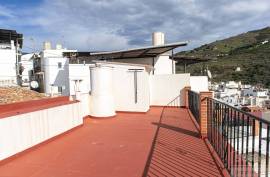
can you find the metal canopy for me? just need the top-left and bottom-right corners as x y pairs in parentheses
(64, 42), (187, 61)
(170, 56), (211, 65)
(171, 56), (211, 73)
(0, 29), (23, 48)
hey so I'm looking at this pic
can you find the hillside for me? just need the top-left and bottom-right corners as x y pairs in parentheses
(176, 27), (270, 87)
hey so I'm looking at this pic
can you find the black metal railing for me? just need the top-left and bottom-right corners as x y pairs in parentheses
(207, 97), (270, 177)
(188, 90), (200, 124)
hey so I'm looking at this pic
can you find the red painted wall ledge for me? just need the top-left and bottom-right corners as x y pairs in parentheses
(0, 96), (79, 119)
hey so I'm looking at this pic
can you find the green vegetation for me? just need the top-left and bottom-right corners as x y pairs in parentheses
(176, 27), (270, 88)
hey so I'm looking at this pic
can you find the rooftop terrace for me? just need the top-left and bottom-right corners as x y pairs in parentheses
(0, 107), (223, 177)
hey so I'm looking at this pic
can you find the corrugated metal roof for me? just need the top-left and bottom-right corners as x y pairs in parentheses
(64, 41), (188, 61)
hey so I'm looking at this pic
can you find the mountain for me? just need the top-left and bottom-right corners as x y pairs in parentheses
(176, 27), (270, 87)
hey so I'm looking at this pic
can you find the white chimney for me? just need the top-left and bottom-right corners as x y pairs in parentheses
(152, 32), (165, 46)
(43, 41), (51, 50)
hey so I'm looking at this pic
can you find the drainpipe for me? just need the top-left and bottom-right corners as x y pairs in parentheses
(171, 49), (174, 74)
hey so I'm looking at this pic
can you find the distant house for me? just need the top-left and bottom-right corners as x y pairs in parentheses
(0, 29), (23, 86)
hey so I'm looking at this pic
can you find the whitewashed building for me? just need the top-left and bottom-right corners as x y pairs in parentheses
(39, 42), (76, 96)
(20, 53), (34, 87)
(0, 29), (23, 86)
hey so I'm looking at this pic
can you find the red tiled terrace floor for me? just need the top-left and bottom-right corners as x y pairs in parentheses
(0, 107), (223, 177)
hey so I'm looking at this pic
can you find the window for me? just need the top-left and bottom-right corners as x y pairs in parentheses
(58, 62), (62, 69)
(58, 86), (63, 93)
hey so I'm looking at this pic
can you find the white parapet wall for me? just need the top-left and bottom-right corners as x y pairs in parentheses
(190, 76), (209, 92)
(0, 99), (82, 161)
(111, 64), (150, 112)
(69, 64), (92, 117)
(150, 73), (190, 106)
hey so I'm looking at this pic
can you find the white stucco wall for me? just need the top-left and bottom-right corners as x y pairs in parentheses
(69, 64), (92, 95)
(0, 102), (82, 161)
(70, 63), (151, 114)
(153, 54), (175, 75)
(150, 73), (190, 106)
(190, 76), (209, 92)
(77, 93), (91, 117)
(69, 64), (92, 117)
(21, 53), (34, 87)
(0, 49), (17, 85)
(111, 65), (150, 112)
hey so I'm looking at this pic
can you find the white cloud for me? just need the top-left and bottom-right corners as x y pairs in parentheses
(223, 0), (270, 13)
(0, 5), (14, 18)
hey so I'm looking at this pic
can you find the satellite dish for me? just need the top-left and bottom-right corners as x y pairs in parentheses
(30, 80), (39, 89)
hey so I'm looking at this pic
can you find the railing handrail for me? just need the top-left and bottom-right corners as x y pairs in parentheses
(166, 95), (181, 106)
(207, 97), (269, 124)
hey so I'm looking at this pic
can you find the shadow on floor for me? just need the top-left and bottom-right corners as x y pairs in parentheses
(142, 108), (223, 177)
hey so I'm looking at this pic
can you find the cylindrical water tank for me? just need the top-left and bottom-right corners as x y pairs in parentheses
(89, 66), (116, 117)
(152, 32), (165, 46)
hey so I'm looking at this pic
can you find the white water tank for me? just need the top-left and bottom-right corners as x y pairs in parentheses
(89, 66), (116, 117)
(152, 32), (165, 46)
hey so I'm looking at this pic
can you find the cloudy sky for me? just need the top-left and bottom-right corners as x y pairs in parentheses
(0, 0), (269, 52)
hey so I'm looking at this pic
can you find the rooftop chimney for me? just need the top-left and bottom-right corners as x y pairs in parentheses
(152, 32), (165, 46)
(43, 41), (51, 50)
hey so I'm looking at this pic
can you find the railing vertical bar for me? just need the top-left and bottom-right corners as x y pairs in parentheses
(221, 104), (224, 162)
(266, 125), (270, 177)
(241, 113), (245, 177)
(215, 102), (218, 153)
(230, 107), (233, 174)
(233, 110), (236, 177)
(224, 105), (228, 169)
(236, 111), (240, 177)
(223, 105), (228, 165)
(252, 118), (255, 177)
(218, 103), (221, 157)
(225, 105), (227, 163)
(245, 116), (250, 177)
(214, 102), (217, 150)
(258, 122), (262, 176)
